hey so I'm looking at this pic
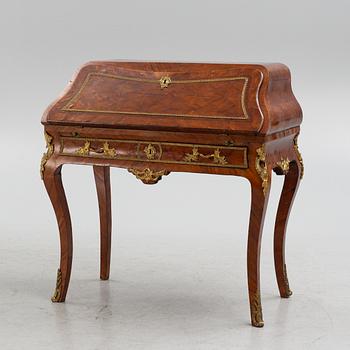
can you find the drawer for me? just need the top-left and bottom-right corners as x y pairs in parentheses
(59, 136), (248, 169)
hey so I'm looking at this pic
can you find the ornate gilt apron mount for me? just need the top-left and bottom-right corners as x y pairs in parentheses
(128, 168), (169, 184)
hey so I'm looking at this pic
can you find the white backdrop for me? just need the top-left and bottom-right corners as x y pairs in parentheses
(0, 1), (349, 349)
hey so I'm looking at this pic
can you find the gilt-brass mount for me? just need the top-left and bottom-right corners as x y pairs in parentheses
(184, 147), (227, 165)
(159, 76), (171, 89)
(276, 158), (290, 174)
(255, 145), (269, 196)
(40, 131), (54, 180)
(251, 292), (264, 327)
(128, 168), (169, 184)
(51, 268), (62, 302)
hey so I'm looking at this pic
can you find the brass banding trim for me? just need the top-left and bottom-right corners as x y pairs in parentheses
(91, 72), (248, 85)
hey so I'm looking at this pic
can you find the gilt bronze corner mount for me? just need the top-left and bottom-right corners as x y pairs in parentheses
(40, 131), (54, 179)
(255, 145), (269, 196)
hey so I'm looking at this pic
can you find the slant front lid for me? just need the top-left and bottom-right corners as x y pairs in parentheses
(63, 73), (251, 120)
(43, 62), (302, 134)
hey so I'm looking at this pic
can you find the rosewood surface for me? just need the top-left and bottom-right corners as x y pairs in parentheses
(41, 61), (303, 327)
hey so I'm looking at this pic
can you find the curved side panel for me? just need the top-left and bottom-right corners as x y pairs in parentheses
(258, 63), (303, 135)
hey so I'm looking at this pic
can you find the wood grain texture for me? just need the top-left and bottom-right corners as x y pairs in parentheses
(273, 160), (301, 298)
(41, 61), (303, 327)
(43, 161), (72, 302)
(93, 166), (112, 280)
(42, 61), (302, 135)
(247, 173), (271, 327)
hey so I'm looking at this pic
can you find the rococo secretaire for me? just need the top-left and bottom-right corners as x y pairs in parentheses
(41, 61), (303, 327)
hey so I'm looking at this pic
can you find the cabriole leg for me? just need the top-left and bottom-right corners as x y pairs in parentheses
(246, 145), (272, 327)
(247, 174), (271, 327)
(43, 162), (73, 302)
(93, 166), (112, 280)
(273, 160), (301, 298)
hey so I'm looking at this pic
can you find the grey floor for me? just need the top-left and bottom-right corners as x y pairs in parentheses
(1, 128), (349, 349)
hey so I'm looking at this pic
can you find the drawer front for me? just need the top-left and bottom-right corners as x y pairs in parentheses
(46, 63), (265, 133)
(59, 137), (248, 169)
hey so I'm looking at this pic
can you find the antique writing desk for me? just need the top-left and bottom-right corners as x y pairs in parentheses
(41, 61), (303, 327)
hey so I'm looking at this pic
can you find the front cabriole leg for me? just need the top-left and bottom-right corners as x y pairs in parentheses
(41, 132), (73, 302)
(246, 145), (271, 327)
